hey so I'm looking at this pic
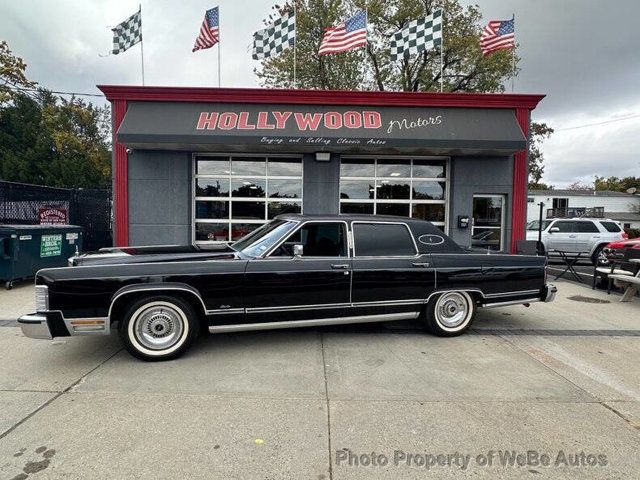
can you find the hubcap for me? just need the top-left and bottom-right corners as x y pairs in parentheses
(436, 292), (469, 328)
(134, 305), (185, 350)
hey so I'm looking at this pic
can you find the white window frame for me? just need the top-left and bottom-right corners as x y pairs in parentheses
(472, 194), (506, 252)
(192, 153), (304, 244)
(338, 156), (450, 233)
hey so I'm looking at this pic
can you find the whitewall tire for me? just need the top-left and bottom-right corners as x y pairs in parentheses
(424, 291), (475, 336)
(119, 295), (199, 361)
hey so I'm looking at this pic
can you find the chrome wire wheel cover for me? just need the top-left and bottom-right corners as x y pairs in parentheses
(133, 302), (186, 351)
(434, 292), (471, 329)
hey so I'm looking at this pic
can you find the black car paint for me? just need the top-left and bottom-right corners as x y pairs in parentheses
(34, 215), (548, 334)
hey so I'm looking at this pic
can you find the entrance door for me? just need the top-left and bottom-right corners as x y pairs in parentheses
(472, 195), (505, 252)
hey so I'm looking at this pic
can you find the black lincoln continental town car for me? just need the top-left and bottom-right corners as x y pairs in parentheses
(19, 215), (556, 361)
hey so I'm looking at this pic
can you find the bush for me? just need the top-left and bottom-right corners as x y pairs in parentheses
(625, 228), (640, 239)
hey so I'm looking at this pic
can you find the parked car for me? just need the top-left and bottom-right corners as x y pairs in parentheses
(19, 214), (556, 361)
(526, 218), (627, 264)
(598, 238), (640, 265)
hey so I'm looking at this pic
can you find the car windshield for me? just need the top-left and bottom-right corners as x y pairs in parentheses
(231, 219), (298, 257)
(526, 220), (552, 231)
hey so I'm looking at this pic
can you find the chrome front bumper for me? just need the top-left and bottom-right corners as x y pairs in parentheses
(18, 311), (110, 339)
(544, 284), (557, 303)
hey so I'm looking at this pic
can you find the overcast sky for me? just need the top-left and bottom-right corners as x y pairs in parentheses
(1, 0), (639, 187)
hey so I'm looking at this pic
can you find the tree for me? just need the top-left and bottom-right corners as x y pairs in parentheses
(528, 122), (554, 189)
(594, 175), (640, 193)
(566, 181), (592, 191)
(0, 40), (37, 105)
(256, 0), (517, 92)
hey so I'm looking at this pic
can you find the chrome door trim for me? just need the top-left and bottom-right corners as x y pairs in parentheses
(208, 311), (419, 333)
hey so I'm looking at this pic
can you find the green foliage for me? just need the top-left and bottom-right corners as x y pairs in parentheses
(256, 0), (517, 92)
(528, 122), (554, 185)
(593, 175), (640, 193)
(0, 40), (111, 188)
(566, 181), (592, 191)
(528, 181), (553, 191)
(0, 91), (112, 188)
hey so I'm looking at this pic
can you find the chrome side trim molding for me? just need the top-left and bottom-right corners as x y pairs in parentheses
(108, 284), (208, 319)
(206, 308), (245, 315)
(208, 311), (419, 333)
(246, 303), (351, 313)
(484, 289), (540, 298)
(481, 298), (541, 308)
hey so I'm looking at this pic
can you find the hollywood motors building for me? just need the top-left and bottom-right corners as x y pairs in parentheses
(99, 86), (544, 252)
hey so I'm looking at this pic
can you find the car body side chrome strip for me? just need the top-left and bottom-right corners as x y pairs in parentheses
(208, 311), (419, 333)
(481, 298), (541, 308)
(483, 289), (540, 298)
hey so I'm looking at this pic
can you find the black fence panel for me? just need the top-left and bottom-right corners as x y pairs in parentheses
(0, 181), (112, 252)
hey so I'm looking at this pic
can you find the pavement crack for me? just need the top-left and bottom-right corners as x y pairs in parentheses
(319, 332), (333, 480)
(600, 402), (640, 431)
(0, 347), (123, 441)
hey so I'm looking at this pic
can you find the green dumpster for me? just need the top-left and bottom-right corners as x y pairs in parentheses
(0, 225), (83, 289)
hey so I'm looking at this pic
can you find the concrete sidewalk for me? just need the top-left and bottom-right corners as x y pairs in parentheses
(0, 280), (638, 479)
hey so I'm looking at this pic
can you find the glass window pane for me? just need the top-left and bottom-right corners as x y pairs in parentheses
(412, 203), (445, 222)
(273, 223), (347, 257)
(268, 158), (302, 176)
(552, 221), (575, 233)
(195, 222), (229, 242)
(340, 181), (375, 200)
(353, 223), (415, 256)
(412, 181), (445, 200)
(377, 159), (410, 178)
(195, 201), (229, 219)
(231, 157), (266, 176)
(341, 159), (374, 177)
(473, 197), (503, 227)
(376, 180), (410, 200)
(197, 158), (230, 175)
(412, 160), (446, 178)
(576, 221), (599, 233)
(196, 178), (229, 197)
(377, 203), (410, 217)
(340, 203), (374, 214)
(268, 201), (302, 219)
(232, 201), (265, 220)
(231, 223), (263, 241)
(231, 179), (266, 198)
(472, 228), (502, 251)
(268, 179), (302, 199)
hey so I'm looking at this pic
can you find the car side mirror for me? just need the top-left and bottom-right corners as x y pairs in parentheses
(549, 227), (560, 233)
(293, 244), (304, 258)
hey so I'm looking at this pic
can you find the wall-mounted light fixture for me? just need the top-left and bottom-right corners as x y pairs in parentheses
(315, 152), (331, 162)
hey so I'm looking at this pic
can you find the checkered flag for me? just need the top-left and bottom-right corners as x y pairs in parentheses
(252, 11), (296, 60)
(112, 9), (142, 55)
(390, 9), (442, 61)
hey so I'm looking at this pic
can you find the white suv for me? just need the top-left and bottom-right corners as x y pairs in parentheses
(526, 218), (627, 264)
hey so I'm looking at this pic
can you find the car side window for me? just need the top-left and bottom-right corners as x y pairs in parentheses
(575, 221), (599, 233)
(552, 221), (574, 233)
(600, 221), (621, 233)
(353, 223), (416, 256)
(271, 222), (347, 257)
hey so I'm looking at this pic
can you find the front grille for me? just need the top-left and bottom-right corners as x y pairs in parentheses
(35, 285), (49, 312)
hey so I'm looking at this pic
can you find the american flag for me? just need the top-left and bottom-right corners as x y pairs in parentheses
(319, 10), (367, 55)
(480, 17), (515, 56)
(192, 7), (219, 52)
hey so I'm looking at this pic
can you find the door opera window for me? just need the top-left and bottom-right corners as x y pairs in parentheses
(339, 157), (448, 230)
(194, 155), (303, 243)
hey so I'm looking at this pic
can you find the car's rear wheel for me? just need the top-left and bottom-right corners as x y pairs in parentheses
(591, 244), (606, 266)
(119, 295), (199, 361)
(424, 291), (475, 336)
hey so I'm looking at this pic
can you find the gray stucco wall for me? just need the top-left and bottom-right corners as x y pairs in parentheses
(448, 156), (513, 250)
(128, 150), (191, 245)
(302, 153), (341, 215)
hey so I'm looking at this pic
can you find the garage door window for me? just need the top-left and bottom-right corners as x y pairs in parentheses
(194, 156), (303, 243)
(339, 158), (447, 230)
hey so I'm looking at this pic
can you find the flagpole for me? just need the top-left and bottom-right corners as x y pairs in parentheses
(293, 2), (297, 88)
(511, 13), (515, 92)
(217, 7), (221, 87)
(440, 10), (444, 93)
(139, 4), (145, 85)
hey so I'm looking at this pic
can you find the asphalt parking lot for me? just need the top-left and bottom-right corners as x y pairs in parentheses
(0, 281), (639, 479)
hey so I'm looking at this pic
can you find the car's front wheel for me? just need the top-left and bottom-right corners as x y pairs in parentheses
(119, 295), (199, 361)
(423, 291), (476, 336)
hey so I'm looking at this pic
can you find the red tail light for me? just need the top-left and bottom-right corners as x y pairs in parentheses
(607, 241), (626, 249)
(621, 232), (629, 239)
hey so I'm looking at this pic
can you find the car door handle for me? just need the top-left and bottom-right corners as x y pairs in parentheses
(331, 264), (349, 270)
(412, 262), (430, 268)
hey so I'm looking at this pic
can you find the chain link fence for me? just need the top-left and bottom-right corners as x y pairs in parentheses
(0, 180), (112, 251)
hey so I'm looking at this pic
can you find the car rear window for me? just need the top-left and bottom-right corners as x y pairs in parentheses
(575, 221), (599, 233)
(600, 221), (621, 233)
(353, 223), (416, 256)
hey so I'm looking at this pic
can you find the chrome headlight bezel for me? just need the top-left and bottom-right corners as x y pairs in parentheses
(35, 285), (49, 312)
